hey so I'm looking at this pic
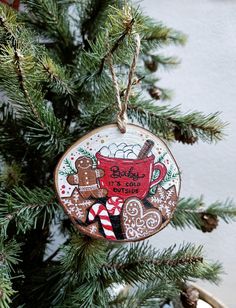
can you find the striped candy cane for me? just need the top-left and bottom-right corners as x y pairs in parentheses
(88, 203), (116, 240)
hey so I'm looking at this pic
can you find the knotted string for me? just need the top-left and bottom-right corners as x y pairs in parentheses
(108, 33), (141, 133)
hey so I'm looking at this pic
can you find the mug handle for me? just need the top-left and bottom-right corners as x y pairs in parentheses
(150, 162), (167, 188)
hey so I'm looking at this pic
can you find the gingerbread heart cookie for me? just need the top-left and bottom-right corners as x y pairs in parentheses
(121, 197), (162, 240)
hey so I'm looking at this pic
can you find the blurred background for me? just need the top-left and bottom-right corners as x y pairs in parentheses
(142, 1), (236, 307)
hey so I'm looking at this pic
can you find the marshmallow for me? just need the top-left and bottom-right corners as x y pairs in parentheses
(99, 143), (146, 159)
(109, 143), (118, 154)
(124, 149), (134, 159)
(117, 143), (126, 150)
(100, 146), (111, 157)
(127, 152), (137, 159)
(123, 145), (133, 153)
(115, 150), (125, 158)
(132, 144), (142, 156)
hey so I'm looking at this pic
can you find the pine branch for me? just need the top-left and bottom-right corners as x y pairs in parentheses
(44, 239), (69, 264)
(31, 234), (110, 306)
(0, 240), (21, 271)
(58, 158), (77, 176)
(128, 97), (226, 144)
(77, 148), (96, 165)
(151, 54), (181, 69)
(109, 280), (179, 308)
(26, 240), (222, 307)
(57, 279), (110, 308)
(157, 87), (174, 101)
(60, 234), (109, 280)
(21, 0), (73, 49)
(0, 6), (72, 158)
(158, 164), (180, 187)
(0, 267), (15, 308)
(78, 0), (116, 43)
(0, 162), (24, 190)
(77, 8), (136, 82)
(108, 255), (203, 271)
(73, 5), (186, 114)
(32, 241), (209, 307)
(141, 18), (187, 52)
(0, 186), (58, 235)
(0, 2), (231, 307)
(0, 6), (17, 44)
(206, 200), (236, 222)
(41, 56), (75, 98)
(14, 49), (45, 128)
(98, 17), (135, 75)
(157, 151), (167, 163)
(102, 242), (222, 286)
(0, 104), (28, 162)
(74, 93), (225, 146)
(144, 54), (181, 71)
(172, 197), (236, 230)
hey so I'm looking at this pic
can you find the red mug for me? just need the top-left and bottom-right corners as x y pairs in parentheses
(96, 152), (167, 200)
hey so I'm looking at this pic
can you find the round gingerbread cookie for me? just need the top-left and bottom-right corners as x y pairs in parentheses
(54, 124), (181, 242)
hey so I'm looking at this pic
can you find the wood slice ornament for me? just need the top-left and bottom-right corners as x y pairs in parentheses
(55, 33), (180, 242)
(54, 124), (181, 242)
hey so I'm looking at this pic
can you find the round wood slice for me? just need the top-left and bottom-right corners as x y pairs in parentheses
(54, 124), (181, 242)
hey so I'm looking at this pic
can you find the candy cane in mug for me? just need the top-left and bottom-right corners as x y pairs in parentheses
(88, 203), (116, 240)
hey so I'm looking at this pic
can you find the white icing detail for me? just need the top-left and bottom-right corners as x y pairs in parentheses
(79, 184), (98, 191)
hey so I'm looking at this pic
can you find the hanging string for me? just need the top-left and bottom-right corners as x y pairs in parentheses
(108, 56), (125, 132)
(108, 33), (141, 133)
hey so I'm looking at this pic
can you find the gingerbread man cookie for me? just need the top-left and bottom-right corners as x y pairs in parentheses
(67, 156), (107, 199)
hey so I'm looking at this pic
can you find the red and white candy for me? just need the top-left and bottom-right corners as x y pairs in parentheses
(106, 196), (124, 216)
(88, 197), (124, 240)
(88, 203), (116, 240)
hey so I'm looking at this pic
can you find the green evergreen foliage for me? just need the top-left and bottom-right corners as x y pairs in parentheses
(0, 1), (234, 307)
(172, 197), (236, 230)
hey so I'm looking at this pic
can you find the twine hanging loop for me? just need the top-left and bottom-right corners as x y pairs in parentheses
(108, 33), (141, 133)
